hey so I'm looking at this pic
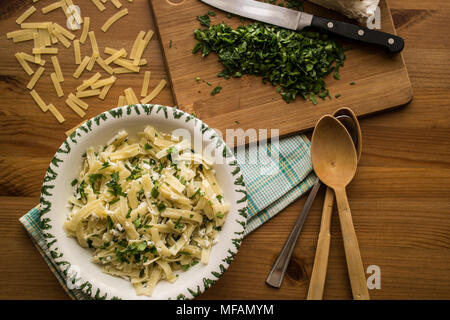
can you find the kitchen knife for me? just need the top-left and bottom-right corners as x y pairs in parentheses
(200, 0), (404, 53)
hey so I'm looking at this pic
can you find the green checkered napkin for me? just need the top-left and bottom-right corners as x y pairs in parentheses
(19, 134), (315, 299)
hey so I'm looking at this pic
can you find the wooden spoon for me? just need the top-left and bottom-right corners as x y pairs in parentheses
(307, 108), (362, 300)
(311, 115), (369, 300)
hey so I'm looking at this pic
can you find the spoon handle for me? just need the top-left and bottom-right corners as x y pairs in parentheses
(307, 186), (334, 300)
(334, 188), (370, 300)
(265, 177), (321, 288)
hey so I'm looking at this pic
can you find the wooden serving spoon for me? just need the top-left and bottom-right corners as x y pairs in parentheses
(307, 108), (362, 300)
(310, 115), (369, 300)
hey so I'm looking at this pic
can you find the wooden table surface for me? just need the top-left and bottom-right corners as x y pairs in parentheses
(0, 0), (449, 300)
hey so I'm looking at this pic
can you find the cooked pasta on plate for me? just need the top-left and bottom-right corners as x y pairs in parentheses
(64, 125), (229, 296)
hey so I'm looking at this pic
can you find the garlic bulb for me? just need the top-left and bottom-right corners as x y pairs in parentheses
(308, 0), (379, 24)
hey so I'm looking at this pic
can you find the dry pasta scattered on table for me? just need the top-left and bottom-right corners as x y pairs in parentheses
(6, 0), (167, 129)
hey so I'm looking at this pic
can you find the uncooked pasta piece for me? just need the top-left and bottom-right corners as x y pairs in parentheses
(68, 93), (89, 110)
(50, 72), (64, 97)
(16, 6), (37, 25)
(48, 103), (65, 123)
(124, 87), (139, 104)
(76, 89), (101, 98)
(101, 8), (128, 32)
(51, 56), (64, 82)
(73, 39), (81, 64)
(65, 98), (86, 117)
(80, 17), (90, 44)
(15, 53), (34, 75)
(30, 89), (48, 112)
(141, 71), (151, 97)
(26, 66), (45, 90)
(73, 56), (90, 78)
(141, 80), (167, 104)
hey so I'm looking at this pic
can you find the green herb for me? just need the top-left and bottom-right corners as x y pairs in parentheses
(133, 217), (141, 228)
(167, 146), (176, 155)
(106, 215), (114, 229)
(210, 86), (222, 96)
(196, 14), (210, 27)
(144, 143), (152, 150)
(126, 167), (142, 181)
(77, 180), (87, 200)
(169, 40), (172, 48)
(157, 202), (166, 212)
(226, 13), (233, 19)
(100, 162), (110, 170)
(335, 94), (341, 99)
(350, 81), (356, 85)
(100, 242), (110, 249)
(216, 213), (224, 219)
(285, 0), (304, 11)
(182, 264), (190, 271)
(71, 179), (78, 187)
(174, 216), (184, 230)
(191, 260), (199, 266)
(88, 173), (103, 192)
(189, 188), (202, 199)
(193, 22), (345, 103)
(208, 11), (216, 17)
(151, 184), (160, 198)
(126, 208), (131, 219)
(107, 172), (126, 197)
(216, 194), (223, 202)
(179, 251), (191, 255)
(195, 77), (201, 82)
(108, 198), (120, 205)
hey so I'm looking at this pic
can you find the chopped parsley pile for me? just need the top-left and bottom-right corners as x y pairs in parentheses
(192, 7), (346, 104)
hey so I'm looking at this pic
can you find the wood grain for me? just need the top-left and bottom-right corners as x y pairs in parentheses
(0, 0), (449, 300)
(150, 0), (413, 143)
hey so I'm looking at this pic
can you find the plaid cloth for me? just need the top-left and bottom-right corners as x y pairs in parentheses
(19, 134), (315, 299)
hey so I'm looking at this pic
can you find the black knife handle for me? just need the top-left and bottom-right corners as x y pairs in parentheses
(310, 16), (404, 53)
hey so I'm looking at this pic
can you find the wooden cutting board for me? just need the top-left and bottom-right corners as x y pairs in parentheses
(150, 0), (413, 142)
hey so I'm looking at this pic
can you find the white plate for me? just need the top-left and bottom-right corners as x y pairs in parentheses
(40, 104), (248, 300)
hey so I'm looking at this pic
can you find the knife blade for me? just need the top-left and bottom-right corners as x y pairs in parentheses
(201, 0), (404, 53)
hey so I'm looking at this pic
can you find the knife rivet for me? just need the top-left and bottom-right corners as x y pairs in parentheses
(327, 22), (334, 28)
(358, 29), (364, 36)
(388, 38), (395, 45)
